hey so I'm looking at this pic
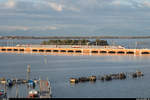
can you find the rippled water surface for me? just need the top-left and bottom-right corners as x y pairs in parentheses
(0, 53), (150, 98)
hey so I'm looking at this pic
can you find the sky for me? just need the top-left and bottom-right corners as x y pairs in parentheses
(0, 0), (150, 36)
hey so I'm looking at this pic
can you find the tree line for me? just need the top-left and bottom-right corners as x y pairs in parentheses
(41, 39), (109, 46)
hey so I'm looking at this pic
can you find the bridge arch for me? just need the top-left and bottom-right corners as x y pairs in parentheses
(91, 51), (98, 53)
(7, 49), (12, 51)
(19, 49), (24, 51)
(126, 51), (134, 54)
(53, 50), (59, 52)
(108, 51), (116, 54)
(75, 50), (82, 53)
(100, 51), (107, 53)
(141, 52), (149, 54)
(32, 49), (38, 52)
(13, 49), (18, 51)
(46, 50), (51, 52)
(68, 50), (74, 53)
(1, 48), (6, 51)
(117, 51), (125, 54)
(39, 49), (44, 52)
(60, 50), (66, 52)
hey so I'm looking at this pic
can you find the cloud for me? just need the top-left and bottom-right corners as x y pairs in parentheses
(143, 1), (150, 8)
(4, 0), (16, 8)
(111, 0), (121, 6)
(0, 26), (29, 31)
(33, 26), (57, 31)
(111, 0), (134, 7)
(0, 25), (58, 32)
(1, 0), (150, 36)
(47, 2), (63, 12)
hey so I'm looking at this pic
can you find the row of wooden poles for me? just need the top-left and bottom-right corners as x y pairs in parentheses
(70, 70), (144, 84)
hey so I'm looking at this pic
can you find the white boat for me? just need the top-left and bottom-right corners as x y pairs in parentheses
(28, 90), (39, 98)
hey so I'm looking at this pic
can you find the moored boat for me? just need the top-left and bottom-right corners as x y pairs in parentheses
(28, 80), (35, 87)
(6, 79), (13, 87)
(88, 76), (97, 82)
(0, 89), (7, 99)
(28, 90), (39, 98)
(70, 78), (79, 83)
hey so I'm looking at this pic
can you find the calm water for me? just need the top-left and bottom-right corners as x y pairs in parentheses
(0, 53), (150, 98)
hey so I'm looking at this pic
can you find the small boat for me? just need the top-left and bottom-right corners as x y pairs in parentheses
(6, 79), (13, 87)
(104, 75), (112, 81)
(136, 70), (144, 77)
(78, 77), (89, 82)
(88, 76), (97, 82)
(34, 79), (39, 84)
(132, 73), (137, 78)
(16, 79), (25, 84)
(132, 70), (144, 78)
(28, 90), (39, 98)
(0, 81), (6, 84)
(22, 79), (28, 84)
(119, 72), (126, 79)
(70, 78), (79, 83)
(28, 80), (35, 88)
(0, 89), (7, 99)
(0, 78), (6, 84)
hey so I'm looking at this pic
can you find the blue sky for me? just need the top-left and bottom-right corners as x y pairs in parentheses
(0, 0), (150, 36)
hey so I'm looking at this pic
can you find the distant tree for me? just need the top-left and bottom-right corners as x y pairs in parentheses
(41, 39), (108, 46)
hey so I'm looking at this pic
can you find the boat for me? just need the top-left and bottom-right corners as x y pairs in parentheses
(16, 79), (24, 84)
(33, 79), (39, 84)
(70, 78), (78, 83)
(28, 90), (39, 98)
(6, 79), (13, 87)
(0, 89), (7, 99)
(0, 78), (6, 84)
(88, 76), (97, 81)
(28, 80), (35, 88)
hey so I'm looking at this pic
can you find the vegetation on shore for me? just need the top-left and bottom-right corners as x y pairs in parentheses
(41, 39), (109, 46)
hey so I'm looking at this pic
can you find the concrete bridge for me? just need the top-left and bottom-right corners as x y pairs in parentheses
(0, 45), (150, 56)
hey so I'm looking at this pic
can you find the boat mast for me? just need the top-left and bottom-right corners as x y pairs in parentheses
(27, 64), (31, 81)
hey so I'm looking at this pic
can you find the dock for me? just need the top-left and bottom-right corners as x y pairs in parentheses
(39, 80), (51, 98)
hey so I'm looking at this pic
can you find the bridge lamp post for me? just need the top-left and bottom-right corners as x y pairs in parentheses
(87, 42), (90, 47)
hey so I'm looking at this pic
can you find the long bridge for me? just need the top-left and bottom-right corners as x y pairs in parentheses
(0, 45), (150, 56)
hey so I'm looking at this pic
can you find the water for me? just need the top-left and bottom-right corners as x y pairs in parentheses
(0, 53), (150, 98)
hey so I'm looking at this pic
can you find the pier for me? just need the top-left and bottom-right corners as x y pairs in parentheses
(0, 45), (150, 56)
